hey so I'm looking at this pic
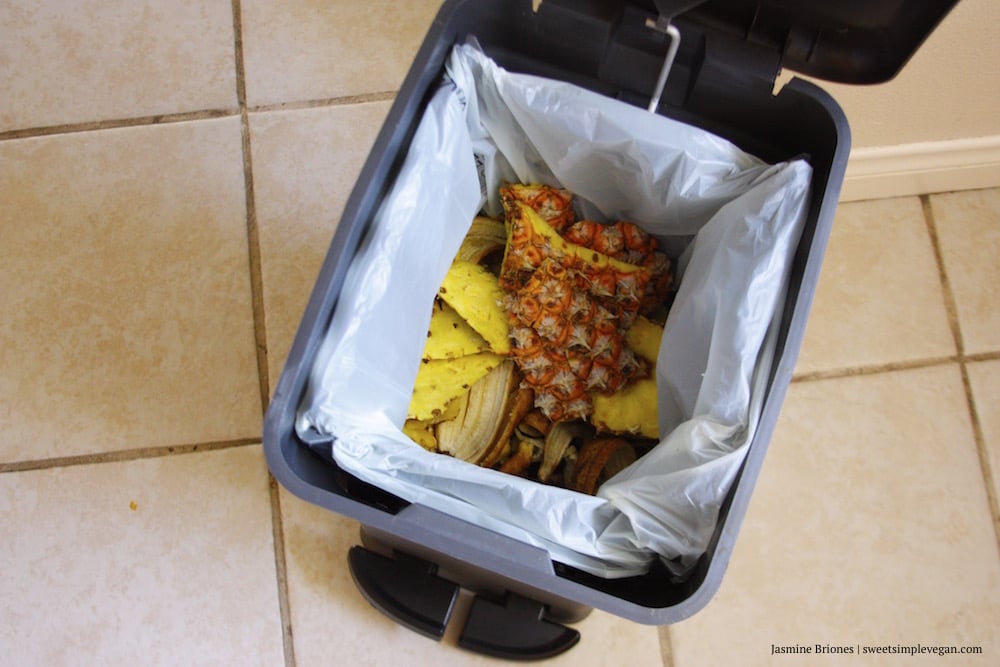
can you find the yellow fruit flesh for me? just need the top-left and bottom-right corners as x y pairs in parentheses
(407, 352), (504, 421)
(625, 316), (664, 364)
(423, 299), (490, 360)
(591, 376), (658, 439)
(438, 260), (511, 355)
(403, 420), (438, 450)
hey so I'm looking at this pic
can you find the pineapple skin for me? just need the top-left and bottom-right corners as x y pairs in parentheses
(498, 199), (656, 422)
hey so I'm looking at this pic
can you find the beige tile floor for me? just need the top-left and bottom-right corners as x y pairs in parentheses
(2, 2), (998, 665)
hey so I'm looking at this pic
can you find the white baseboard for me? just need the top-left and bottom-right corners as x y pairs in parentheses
(838, 134), (1000, 202)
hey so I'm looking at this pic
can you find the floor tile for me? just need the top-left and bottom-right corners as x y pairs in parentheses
(668, 365), (1000, 666)
(929, 188), (1000, 355)
(0, 119), (261, 462)
(0, 446), (283, 665)
(279, 487), (663, 667)
(0, 0), (237, 132)
(249, 102), (390, 390)
(967, 359), (1000, 505)
(240, 0), (441, 106)
(795, 197), (955, 374)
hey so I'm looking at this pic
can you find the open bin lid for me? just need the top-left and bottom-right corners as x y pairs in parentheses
(642, 0), (960, 84)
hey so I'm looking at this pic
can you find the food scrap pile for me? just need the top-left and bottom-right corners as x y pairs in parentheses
(405, 184), (674, 494)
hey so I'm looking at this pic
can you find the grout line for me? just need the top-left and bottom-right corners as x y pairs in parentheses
(921, 194), (1000, 553)
(249, 91), (397, 114)
(0, 438), (261, 474)
(0, 109), (239, 141)
(0, 96), (398, 144)
(920, 195), (965, 356)
(240, 111), (272, 415)
(232, 8), (271, 417)
(229, 2), (296, 665)
(659, 626), (677, 667)
(966, 350), (1000, 363)
(958, 362), (1000, 554)
(791, 355), (959, 383)
(790, 197), (1000, 386)
(268, 473), (297, 661)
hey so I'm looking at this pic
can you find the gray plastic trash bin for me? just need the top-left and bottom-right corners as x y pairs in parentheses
(263, 0), (959, 659)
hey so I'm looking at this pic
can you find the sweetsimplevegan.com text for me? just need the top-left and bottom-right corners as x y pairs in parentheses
(771, 643), (983, 657)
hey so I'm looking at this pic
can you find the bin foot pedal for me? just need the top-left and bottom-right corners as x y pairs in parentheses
(458, 593), (580, 661)
(348, 546), (579, 660)
(347, 545), (459, 640)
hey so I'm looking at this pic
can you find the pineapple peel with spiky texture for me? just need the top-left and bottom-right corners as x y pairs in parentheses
(500, 200), (651, 294)
(499, 183), (576, 232)
(498, 197), (657, 422)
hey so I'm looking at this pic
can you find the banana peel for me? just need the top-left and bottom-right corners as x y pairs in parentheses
(570, 437), (637, 495)
(455, 216), (507, 264)
(437, 360), (519, 464)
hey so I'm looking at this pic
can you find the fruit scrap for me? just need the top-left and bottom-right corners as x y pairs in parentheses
(499, 438), (536, 476)
(591, 376), (658, 439)
(562, 220), (673, 313)
(624, 315), (664, 365)
(403, 395), (464, 452)
(499, 183), (575, 233)
(569, 437), (637, 495)
(521, 409), (552, 436)
(498, 198), (652, 422)
(538, 420), (592, 483)
(408, 352), (504, 421)
(455, 216), (507, 265)
(403, 419), (438, 451)
(423, 299), (490, 360)
(583, 315), (663, 439)
(498, 198), (651, 308)
(404, 183), (673, 497)
(439, 260), (511, 355)
(477, 386), (535, 469)
(436, 360), (520, 465)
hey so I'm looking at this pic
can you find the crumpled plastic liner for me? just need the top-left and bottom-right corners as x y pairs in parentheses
(297, 43), (812, 579)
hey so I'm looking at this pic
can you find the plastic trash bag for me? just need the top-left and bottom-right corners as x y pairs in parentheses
(297, 43), (812, 578)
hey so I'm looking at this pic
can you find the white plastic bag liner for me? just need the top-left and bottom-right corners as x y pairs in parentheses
(298, 44), (812, 579)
